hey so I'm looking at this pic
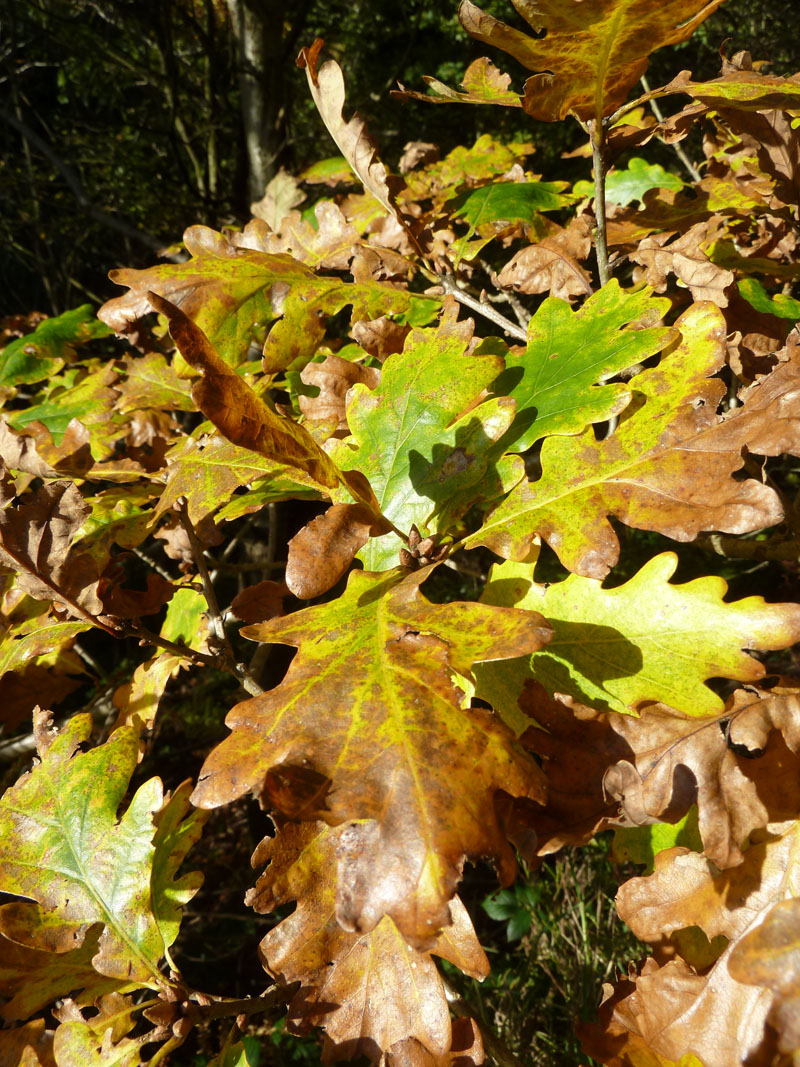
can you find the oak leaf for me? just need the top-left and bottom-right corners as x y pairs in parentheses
(298, 43), (422, 257)
(526, 552), (800, 717)
(247, 820), (488, 1066)
(285, 503), (384, 599)
(395, 56), (523, 108)
(495, 216), (593, 302)
(0, 710), (205, 985)
(0, 473), (106, 626)
(0, 915), (117, 1024)
(327, 314), (516, 569)
(235, 202), (361, 272)
(495, 282), (673, 451)
(0, 305), (110, 391)
(192, 566), (550, 939)
(457, 0), (727, 122)
(99, 225), (430, 373)
(466, 302), (786, 576)
(299, 353), (381, 429)
(630, 221), (735, 306)
(517, 679), (800, 868)
(586, 823), (800, 1066)
(149, 293), (380, 516)
(152, 434), (325, 527)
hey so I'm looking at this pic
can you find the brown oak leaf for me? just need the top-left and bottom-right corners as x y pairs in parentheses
(495, 216), (593, 302)
(192, 566), (550, 939)
(247, 820), (488, 1066)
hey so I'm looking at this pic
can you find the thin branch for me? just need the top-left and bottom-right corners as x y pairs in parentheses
(640, 74), (701, 182)
(125, 621), (220, 668)
(590, 119), (610, 287)
(695, 532), (800, 562)
(437, 274), (528, 342)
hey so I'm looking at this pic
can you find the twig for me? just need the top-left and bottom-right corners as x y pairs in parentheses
(176, 501), (265, 696)
(590, 119), (610, 287)
(132, 544), (176, 582)
(640, 74), (701, 183)
(438, 274), (528, 343)
(125, 622), (219, 668)
(695, 533), (800, 562)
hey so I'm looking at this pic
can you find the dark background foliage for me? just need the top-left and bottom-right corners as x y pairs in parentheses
(1, 0), (798, 315)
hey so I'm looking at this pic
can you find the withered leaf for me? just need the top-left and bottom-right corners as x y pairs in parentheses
(286, 503), (384, 599)
(149, 293), (381, 516)
(520, 679), (800, 868)
(230, 580), (287, 625)
(299, 353), (381, 429)
(0, 474), (107, 628)
(248, 820), (488, 1065)
(631, 221), (735, 306)
(589, 822), (800, 1066)
(458, 0), (727, 122)
(298, 43), (422, 257)
(192, 566), (550, 939)
(495, 216), (593, 302)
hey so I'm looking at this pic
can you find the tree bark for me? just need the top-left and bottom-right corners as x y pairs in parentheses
(226, 0), (293, 205)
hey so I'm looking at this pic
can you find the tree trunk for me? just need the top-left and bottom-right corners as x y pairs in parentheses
(226, 0), (292, 205)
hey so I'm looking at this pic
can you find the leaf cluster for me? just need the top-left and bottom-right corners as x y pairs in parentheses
(3, 3), (800, 1065)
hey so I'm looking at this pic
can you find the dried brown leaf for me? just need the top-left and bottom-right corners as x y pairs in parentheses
(285, 503), (383, 599)
(298, 43), (422, 257)
(0, 475), (106, 627)
(299, 354), (381, 429)
(631, 221), (735, 306)
(248, 820), (488, 1065)
(230, 581), (287, 625)
(521, 679), (800, 868)
(495, 216), (593, 301)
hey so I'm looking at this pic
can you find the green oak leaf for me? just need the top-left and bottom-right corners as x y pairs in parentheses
(467, 302), (785, 576)
(77, 485), (157, 567)
(738, 277), (800, 320)
(192, 566), (550, 939)
(448, 180), (576, 235)
(574, 157), (683, 206)
(99, 225), (436, 372)
(328, 317), (516, 569)
(495, 281), (673, 451)
(0, 306), (111, 391)
(0, 712), (205, 987)
(611, 807), (703, 873)
(160, 586), (209, 650)
(473, 556), (542, 737)
(0, 616), (90, 680)
(525, 552), (800, 716)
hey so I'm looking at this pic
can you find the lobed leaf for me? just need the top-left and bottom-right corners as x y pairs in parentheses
(458, 0), (727, 123)
(527, 552), (800, 717)
(466, 302), (788, 576)
(192, 566), (550, 939)
(495, 281), (674, 451)
(0, 711), (204, 987)
(328, 313), (515, 569)
(248, 820), (487, 1064)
